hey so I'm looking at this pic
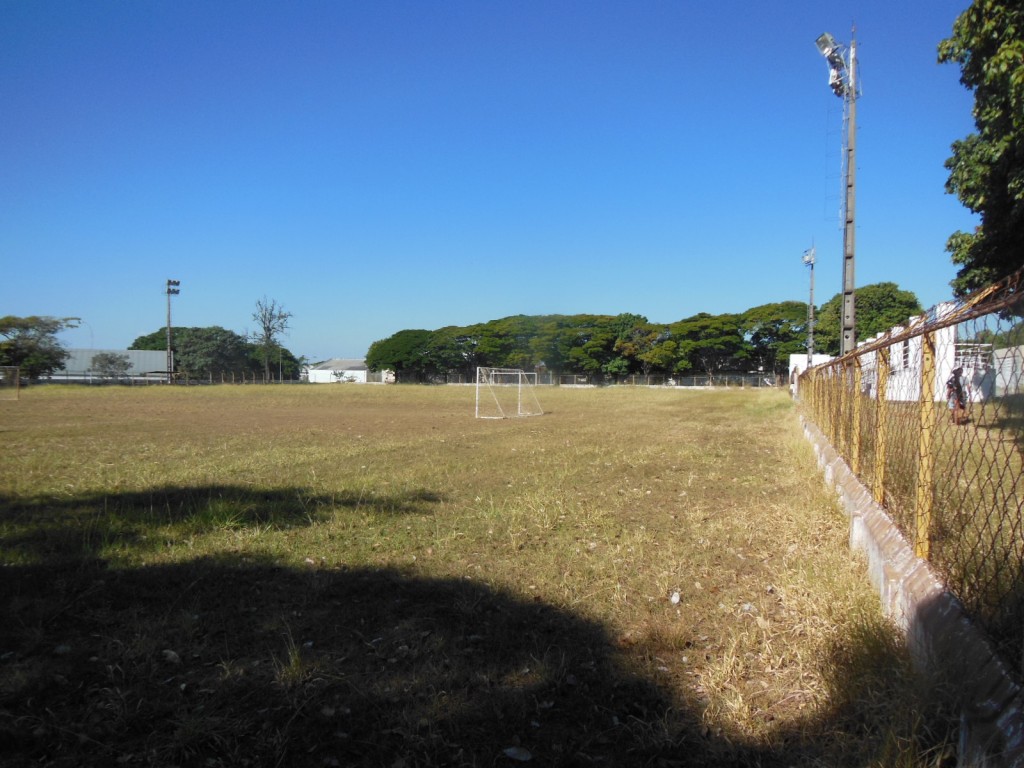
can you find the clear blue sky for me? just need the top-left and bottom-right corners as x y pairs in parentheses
(1, 0), (978, 362)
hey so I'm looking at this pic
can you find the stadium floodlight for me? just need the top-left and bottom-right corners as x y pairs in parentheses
(815, 30), (858, 356)
(816, 33), (849, 97)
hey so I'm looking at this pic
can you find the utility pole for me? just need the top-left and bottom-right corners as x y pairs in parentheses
(166, 279), (180, 383)
(816, 30), (859, 356)
(803, 245), (816, 361)
(842, 37), (857, 356)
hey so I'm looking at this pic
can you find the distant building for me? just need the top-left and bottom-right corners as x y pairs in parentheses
(51, 349), (168, 382)
(306, 358), (372, 384)
(788, 353), (834, 396)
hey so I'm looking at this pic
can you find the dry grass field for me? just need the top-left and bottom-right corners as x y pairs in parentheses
(0, 384), (954, 767)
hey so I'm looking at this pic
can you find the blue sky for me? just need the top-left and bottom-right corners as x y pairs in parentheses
(1, 1), (978, 361)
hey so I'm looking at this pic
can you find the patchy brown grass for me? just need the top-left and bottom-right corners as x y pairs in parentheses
(0, 384), (954, 766)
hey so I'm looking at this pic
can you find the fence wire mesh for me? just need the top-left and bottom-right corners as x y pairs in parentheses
(800, 266), (1024, 678)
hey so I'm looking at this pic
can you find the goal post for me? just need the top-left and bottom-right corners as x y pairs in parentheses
(0, 366), (20, 401)
(475, 367), (544, 419)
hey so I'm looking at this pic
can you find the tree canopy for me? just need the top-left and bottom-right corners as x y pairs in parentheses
(814, 283), (923, 356)
(0, 315), (77, 379)
(130, 326), (300, 379)
(939, 0), (1024, 294)
(365, 285), (922, 381)
(365, 329), (436, 383)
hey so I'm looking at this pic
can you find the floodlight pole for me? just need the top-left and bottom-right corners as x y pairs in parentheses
(166, 279), (180, 383)
(816, 30), (858, 356)
(842, 38), (857, 357)
(803, 246), (816, 361)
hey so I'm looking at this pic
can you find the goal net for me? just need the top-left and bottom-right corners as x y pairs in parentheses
(0, 366), (20, 401)
(475, 367), (544, 419)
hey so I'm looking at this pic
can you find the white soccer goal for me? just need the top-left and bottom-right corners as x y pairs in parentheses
(475, 367), (544, 419)
(0, 366), (20, 401)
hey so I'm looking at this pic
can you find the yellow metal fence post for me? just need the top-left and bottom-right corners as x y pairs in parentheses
(851, 358), (862, 475)
(873, 347), (890, 505)
(914, 332), (936, 560)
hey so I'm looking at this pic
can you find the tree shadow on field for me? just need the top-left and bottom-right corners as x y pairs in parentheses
(0, 484), (444, 562)
(0, 493), (958, 767)
(2, 556), (706, 767)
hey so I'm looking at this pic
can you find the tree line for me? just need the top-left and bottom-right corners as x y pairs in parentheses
(0, 297), (297, 381)
(366, 284), (923, 383)
(129, 326), (301, 381)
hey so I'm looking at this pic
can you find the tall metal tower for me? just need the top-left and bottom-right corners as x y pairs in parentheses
(816, 30), (859, 356)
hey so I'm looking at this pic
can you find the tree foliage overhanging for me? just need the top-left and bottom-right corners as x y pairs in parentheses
(0, 315), (78, 379)
(939, 0), (1024, 294)
(365, 284), (922, 383)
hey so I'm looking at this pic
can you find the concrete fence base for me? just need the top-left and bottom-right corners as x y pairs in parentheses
(801, 416), (1024, 767)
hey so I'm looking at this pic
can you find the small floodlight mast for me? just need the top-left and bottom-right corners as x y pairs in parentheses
(166, 279), (180, 383)
(475, 367), (544, 420)
(816, 29), (858, 356)
(802, 245), (816, 361)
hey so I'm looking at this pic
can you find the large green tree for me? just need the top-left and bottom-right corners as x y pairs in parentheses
(365, 329), (436, 382)
(939, 0), (1024, 294)
(740, 301), (808, 374)
(614, 320), (670, 376)
(0, 315), (77, 379)
(814, 283), (923, 355)
(670, 313), (749, 377)
(131, 326), (299, 379)
(179, 327), (252, 377)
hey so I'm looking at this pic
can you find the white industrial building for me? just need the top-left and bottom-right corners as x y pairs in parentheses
(50, 349), (168, 382)
(306, 358), (372, 384)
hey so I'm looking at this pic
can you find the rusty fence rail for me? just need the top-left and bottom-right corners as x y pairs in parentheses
(800, 266), (1024, 678)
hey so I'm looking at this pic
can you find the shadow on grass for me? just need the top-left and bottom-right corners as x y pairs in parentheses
(0, 494), (957, 766)
(0, 485), (445, 562)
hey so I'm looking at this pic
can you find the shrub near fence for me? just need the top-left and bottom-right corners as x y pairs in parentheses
(800, 265), (1024, 678)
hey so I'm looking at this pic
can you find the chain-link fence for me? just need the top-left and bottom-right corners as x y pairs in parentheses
(800, 266), (1024, 678)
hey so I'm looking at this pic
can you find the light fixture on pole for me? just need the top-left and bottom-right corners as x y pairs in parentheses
(816, 30), (858, 356)
(166, 279), (180, 383)
(802, 245), (816, 363)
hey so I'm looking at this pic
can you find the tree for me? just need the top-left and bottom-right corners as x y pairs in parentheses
(670, 313), (749, 378)
(178, 327), (250, 378)
(252, 297), (292, 381)
(814, 283), (922, 355)
(91, 352), (131, 379)
(564, 315), (621, 381)
(939, 0), (1024, 294)
(0, 315), (78, 379)
(740, 302), (808, 374)
(131, 326), (300, 379)
(614, 321), (670, 376)
(365, 329), (435, 382)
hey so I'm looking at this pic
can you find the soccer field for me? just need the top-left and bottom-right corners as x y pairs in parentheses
(0, 385), (952, 766)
